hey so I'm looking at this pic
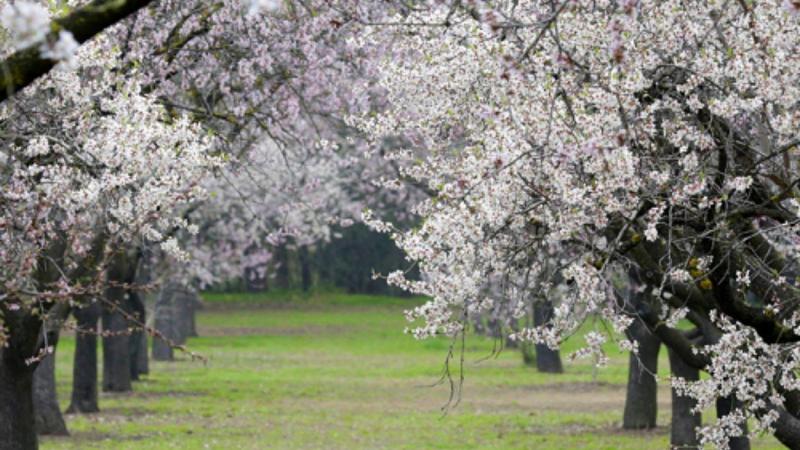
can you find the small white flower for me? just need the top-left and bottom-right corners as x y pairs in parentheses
(161, 237), (189, 261)
(670, 269), (693, 283)
(1, 1), (50, 49)
(726, 176), (753, 193)
(39, 30), (79, 66)
(736, 270), (751, 288)
(666, 307), (689, 328)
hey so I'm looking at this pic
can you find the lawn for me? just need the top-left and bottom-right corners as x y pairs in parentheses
(42, 291), (784, 449)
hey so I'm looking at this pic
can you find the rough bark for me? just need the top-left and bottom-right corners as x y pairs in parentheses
(102, 299), (132, 392)
(0, 307), (43, 450)
(101, 253), (137, 392)
(717, 396), (751, 450)
(135, 328), (149, 374)
(175, 289), (196, 343)
(0, 226), (101, 448)
(32, 303), (70, 436)
(772, 406), (800, 449)
(152, 283), (178, 361)
(531, 301), (563, 373)
(66, 303), (100, 414)
(668, 348), (701, 449)
(623, 318), (661, 429)
(33, 352), (68, 436)
(128, 291), (147, 381)
(0, 351), (37, 450)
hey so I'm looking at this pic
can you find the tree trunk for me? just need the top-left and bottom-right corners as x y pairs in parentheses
(33, 352), (68, 435)
(717, 395), (750, 450)
(668, 348), (700, 449)
(175, 288), (196, 344)
(102, 299), (132, 392)
(772, 406), (800, 449)
(299, 246), (312, 292)
(102, 252), (138, 392)
(0, 349), (38, 450)
(532, 301), (563, 373)
(152, 283), (177, 361)
(32, 302), (70, 436)
(128, 291), (146, 381)
(136, 329), (149, 374)
(486, 317), (502, 339)
(187, 292), (199, 338)
(623, 318), (660, 429)
(275, 245), (290, 290)
(66, 303), (100, 414)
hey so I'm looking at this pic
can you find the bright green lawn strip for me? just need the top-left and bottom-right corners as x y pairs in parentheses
(43, 291), (786, 449)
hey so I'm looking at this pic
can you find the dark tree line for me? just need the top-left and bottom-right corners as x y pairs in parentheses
(229, 224), (418, 297)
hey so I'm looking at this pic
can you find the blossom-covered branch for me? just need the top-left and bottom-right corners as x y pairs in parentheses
(0, 0), (154, 102)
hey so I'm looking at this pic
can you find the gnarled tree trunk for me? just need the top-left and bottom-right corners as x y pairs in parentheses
(102, 252), (137, 392)
(152, 283), (177, 361)
(623, 317), (661, 429)
(32, 303), (70, 436)
(668, 348), (700, 449)
(102, 299), (132, 392)
(135, 328), (149, 374)
(128, 291), (147, 381)
(175, 288), (198, 343)
(66, 303), (100, 414)
(0, 347), (37, 450)
(33, 352), (67, 436)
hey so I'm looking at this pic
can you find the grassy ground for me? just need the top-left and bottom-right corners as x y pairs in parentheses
(42, 291), (783, 449)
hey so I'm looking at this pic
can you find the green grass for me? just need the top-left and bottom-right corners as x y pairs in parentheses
(42, 291), (784, 449)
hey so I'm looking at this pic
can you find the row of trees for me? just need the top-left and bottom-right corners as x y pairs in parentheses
(223, 224), (416, 295)
(1, 1), (799, 449)
(0, 1), (402, 449)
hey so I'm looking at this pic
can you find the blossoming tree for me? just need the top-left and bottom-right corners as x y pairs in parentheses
(0, 0), (395, 447)
(353, 1), (800, 448)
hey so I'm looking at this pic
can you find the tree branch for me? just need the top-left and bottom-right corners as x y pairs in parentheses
(0, 0), (154, 102)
